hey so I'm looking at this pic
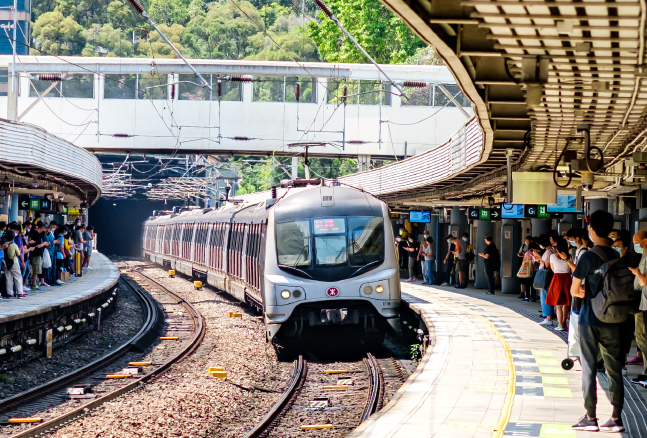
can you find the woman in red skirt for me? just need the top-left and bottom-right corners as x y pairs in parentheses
(547, 239), (572, 331)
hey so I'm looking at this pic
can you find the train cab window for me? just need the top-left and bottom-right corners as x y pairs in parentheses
(348, 217), (385, 266)
(276, 221), (311, 266)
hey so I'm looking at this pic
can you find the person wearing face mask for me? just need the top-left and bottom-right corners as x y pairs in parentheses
(534, 234), (557, 327)
(419, 230), (431, 279)
(44, 222), (57, 287)
(546, 239), (572, 331)
(398, 226), (409, 240)
(609, 229), (620, 242)
(628, 230), (647, 382)
(441, 235), (456, 286)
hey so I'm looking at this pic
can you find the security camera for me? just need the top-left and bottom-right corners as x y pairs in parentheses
(581, 172), (594, 191)
(582, 181), (594, 191)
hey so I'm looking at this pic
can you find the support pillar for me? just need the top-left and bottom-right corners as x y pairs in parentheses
(357, 155), (370, 173)
(531, 218), (550, 236)
(8, 194), (17, 223)
(474, 220), (494, 289)
(291, 157), (298, 180)
(450, 206), (467, 236)
(501, 218), (521, 294)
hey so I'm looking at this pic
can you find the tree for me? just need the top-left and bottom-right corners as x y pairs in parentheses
(149, 0), (192, 26)
(246, 18), (320, 61)
(137, 24), (186, 58)
(31, 10), (86, 55)
(82, 23), (134, 57)
(404, 46), (444, 66)
(181, 0), (263, 59)
(307, 0), (425, 64)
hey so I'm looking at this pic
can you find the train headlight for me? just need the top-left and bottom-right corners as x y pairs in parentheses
(363, 285), (373, 295)
(375, 285), (384, 294)
(281, 290), (291, 299)
(292, 290), (301, 298)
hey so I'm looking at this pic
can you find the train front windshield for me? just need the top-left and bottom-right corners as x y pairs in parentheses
(276, 217), (385, 280)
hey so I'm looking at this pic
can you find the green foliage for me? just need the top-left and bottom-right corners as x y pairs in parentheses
(307, 0), (425, 64)
(259, 3), (291, 28)
(404, 46), (444, 66)
(82, 24), (134, 57)
(137, 24), (186, 58)
(31, 9), (86, 55)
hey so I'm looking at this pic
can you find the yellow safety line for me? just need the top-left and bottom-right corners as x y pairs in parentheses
(436, 296), (515, 438)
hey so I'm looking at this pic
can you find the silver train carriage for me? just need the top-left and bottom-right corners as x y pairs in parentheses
(142, 185), (401, 342)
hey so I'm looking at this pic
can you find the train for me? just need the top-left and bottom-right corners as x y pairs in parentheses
(142, 182), (401, 344)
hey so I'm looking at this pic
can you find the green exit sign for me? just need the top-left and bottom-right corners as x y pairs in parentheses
(29, 199), (40, 210)
(537, 205), (550, 218)
(479, 208), (490, 220)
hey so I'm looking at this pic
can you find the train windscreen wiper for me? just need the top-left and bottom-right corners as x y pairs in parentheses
(292, 244), (309, 268)
(277, 264), (313, 279)
(349, 260), (383, 278)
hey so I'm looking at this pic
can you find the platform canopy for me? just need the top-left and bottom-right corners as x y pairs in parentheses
(0, 118), (103, 206)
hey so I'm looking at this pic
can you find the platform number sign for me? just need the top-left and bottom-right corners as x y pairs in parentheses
(326, 287), (339, 297)
(468, 208), (480, 220)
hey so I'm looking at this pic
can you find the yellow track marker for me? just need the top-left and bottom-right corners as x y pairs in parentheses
(208, 367), (224, 373)
(8, 418), (42, 423)
(322, 385), (347, 390)
(160, 336), (179, 340)
(210, 371), (227, 379)
(164, 310), (175, 313)
(129, 362), (152, 366)
(106, 374), (129, 379)
(227, 312), (242, 318)
(300, 424), (332, 430)
(324, 370), (348, 374)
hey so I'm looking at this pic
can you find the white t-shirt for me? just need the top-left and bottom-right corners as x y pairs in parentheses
(550, 254), (570, 273)
(539, 247), (555, 269)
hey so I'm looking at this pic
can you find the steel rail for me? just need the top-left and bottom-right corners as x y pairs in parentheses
(242, 355), (306, 438)
(361, 353), (383, 423)
(8, 271), (204, 438)
(0, 277), (156, 419)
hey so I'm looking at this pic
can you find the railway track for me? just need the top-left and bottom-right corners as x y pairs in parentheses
(0, 272), (204, 438)
(244, 352), (387, 437)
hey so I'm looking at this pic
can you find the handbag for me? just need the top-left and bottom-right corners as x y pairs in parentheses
(517, 258), (532, 278)
(532, 269), (552, 290)
(42, 249), (52, 269)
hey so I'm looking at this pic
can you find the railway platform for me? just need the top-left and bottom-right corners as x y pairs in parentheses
(350, 283), (639, 438)
(0, 252), (119, 369)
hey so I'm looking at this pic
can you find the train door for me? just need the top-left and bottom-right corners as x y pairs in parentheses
(241, 224), (249, 282)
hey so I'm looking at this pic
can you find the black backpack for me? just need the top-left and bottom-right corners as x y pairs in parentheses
(589, 247), (637, 323)
(3, 245), (12, 270)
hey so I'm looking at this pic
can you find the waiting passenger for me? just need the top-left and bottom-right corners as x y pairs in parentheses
(441, 235), (456, 286)
(419, 236), (435, 285)
(403, 236), (418, 282)
(534, 234), (556, 327)
(628, 230), (647, 381)
(478, 234), (499, 295)
(546, 239), (572, 331)
(520, 241), (539, 302)
(571, 210), (625, 433)
(3, 230), (24, 299)
(83, 225), (94, 270)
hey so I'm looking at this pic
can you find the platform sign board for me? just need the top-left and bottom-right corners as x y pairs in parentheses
(18, 195), (30, 210)
(468, 208), (480, 220)
(537, 205), (550, 218)
(39, 199), (51, 211)
(490, 207), (501, 220)
(502, 204), (524, 219)
(479, 208), (490, 220)
(29, 199), (40, 210)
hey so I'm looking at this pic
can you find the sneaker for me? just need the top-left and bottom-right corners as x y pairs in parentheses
(627, 356), (644, 365)
(483, 291), (495, 295)
(539, 318), (554, 326)
(441, 282), (449, 286)
(86, 266), (93, 270)
(23, 286), (30, 291)
(16, 293), (26, 298)
(572, 415), (599, 431)
(556, 324), (567, 331)
(41, 283), (50, 287)
(530, 298), (537, 302)
(522, 297), (529, 302)
(599, 418), (624, 433)
(56, 280), (65, 285)
(623, 368), (628, 376)
(32, 284), (39, 290)
(631, 374), (647, 383)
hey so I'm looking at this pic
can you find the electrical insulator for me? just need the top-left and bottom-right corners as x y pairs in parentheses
(342, 84), (348, 104)
(113, 133), (131, 138)
(295, 83), (300, 102)
(127, 0), (145, 14)
(229, 76), (251, 82)
(271, 186), (277, 199)
(315, 0), (333, 17)
(233, 136), (250, 141)
(38, 74), (62, 82)
(403, 81), (427, 88)
(171, 84), (175, 100)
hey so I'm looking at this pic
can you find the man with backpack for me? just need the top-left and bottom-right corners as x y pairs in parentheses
(571, 210), (631, 433)
(3, 230), (22, 298)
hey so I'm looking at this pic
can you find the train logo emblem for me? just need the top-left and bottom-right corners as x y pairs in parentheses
(326, 287), (339, 297)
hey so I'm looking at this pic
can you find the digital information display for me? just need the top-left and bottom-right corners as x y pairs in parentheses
(409, 210), (431, 223)
(547, 195), (581, 213)
(313, 218), (345, 235)
(501, 203), (524, 219)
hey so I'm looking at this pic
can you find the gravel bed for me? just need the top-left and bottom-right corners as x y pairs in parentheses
(268, 360), (369, 438)
(0, 283), (144, 401)
(45, 261), (293, 438)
